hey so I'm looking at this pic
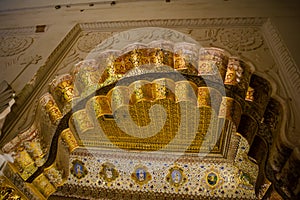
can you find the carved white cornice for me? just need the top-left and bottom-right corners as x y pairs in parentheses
(0, 26), (36, 36)
(262, 19), (300, 147)
(79, 17), (267, 30)
(262, 19), (300, 97)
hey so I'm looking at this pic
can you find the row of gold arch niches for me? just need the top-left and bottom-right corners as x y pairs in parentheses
(1, 44), (285, 199)
(45, 44), (252, 155)
(41, 44), (252, 156)
(71, 78), (237, 155)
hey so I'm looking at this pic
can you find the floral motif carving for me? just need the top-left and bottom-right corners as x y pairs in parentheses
(8, 54), (43, 86)
(77, 32), (114, 53)
(0, 36), (33, 57)
(185, 28), (220, 42)
(263, 19), (300, 96)
(218, 28), (263, 51)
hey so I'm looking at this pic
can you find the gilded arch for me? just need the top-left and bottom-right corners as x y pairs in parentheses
(0, 18), (298, 198)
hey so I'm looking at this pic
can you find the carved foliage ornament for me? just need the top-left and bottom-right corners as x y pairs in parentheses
(0, 36), (33, 57)
(77, 32), (114, 53)
(219, 28), (263, 52)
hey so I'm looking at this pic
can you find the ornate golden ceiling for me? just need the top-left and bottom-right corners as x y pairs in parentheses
(0, 25), (297, 200)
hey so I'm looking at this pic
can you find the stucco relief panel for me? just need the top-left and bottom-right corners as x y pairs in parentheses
(56, 31), (115, 75)
(57, 26), (274, 77)
(178, 27), (275, 74)
(218, 28), (264, 52)
(0, 30), (43, 86)
(77, 31), (115, 53)
(0, 36), (33, 57)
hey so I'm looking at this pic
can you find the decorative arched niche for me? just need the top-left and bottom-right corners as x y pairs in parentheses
(1, 26), (295, 200)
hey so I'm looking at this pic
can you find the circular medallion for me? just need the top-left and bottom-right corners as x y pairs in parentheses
(166, 166), (186, 187)
(206, 172), (218, 187)
(131, 166), (151, 185)
(70, 160), (88, 179)
(99, 162), (119, 183)
(171, 169), (182, 184)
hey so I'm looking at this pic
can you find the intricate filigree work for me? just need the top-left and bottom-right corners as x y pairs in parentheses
(234, 133), (259, 188)
(224, 57), (253, 97)
(50, 74), (77, 111)
(23, 137), (46, 167)
(60, 146), (257, 200)
(44, 164), (65, 188)
(247, 75), (272, 117)
(198, 47), (229, 79)
(1, 163), (39, 200)
(77, 78), (226, 154)
(39, 93), (63, 125)
(69, 109), (94, 134)
(0, 177), (24, 200)
(219, 28), (263, 52)
(95, 41), (205, 85)
(13, 149), (38, 181)
(32, 173), (56, 198)
(219, 97), (242, 128)
(72, 59), (101, 96)
(197, 87), (222, 110)
(173, 42), (198, 74)
(60, 128), (80, 153)
(77, 32), (114, 53)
